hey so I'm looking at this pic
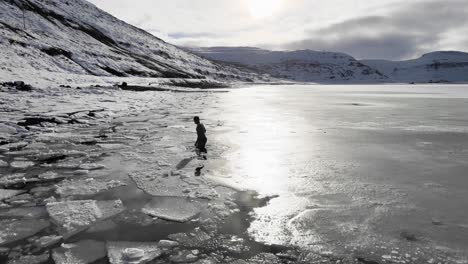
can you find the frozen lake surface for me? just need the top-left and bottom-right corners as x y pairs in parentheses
(206, 84), (468, 263)
(1, 83), (467, 263)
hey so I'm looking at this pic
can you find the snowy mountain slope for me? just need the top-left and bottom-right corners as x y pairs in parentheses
(189, 47), (388, 83)
(0, 0), (263, 84)
(361, 51), (468, 83)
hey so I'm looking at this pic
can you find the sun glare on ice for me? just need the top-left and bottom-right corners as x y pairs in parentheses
(247, 0), (282, 19)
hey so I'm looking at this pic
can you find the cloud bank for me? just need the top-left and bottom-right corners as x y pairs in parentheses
(285, 0), (468, 59)
(88, 0), (468, 60)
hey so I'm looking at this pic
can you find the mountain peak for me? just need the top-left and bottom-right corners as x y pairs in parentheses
(0, 0), (263, 85)
(189, 47), (387, 83)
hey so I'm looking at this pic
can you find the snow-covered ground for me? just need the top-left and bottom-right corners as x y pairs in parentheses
(0, 0), (268, 86)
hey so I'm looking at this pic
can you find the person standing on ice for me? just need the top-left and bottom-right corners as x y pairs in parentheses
(194, 116), (207, 157)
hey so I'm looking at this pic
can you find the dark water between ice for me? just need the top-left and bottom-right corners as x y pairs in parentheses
(204, 84), (468, 262)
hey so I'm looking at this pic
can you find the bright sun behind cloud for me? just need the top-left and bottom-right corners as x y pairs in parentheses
(247, 0), (282, 19)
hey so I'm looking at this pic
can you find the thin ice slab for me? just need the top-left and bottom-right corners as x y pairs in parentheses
(106, 241), (163, 264)
(0, 189), (25, 201)
(142, 197), (202, 222)
(6, 252), (50, 264)
(55, 178), (126, 197)
(0, 206), (48, 219)
(130, 173), (187, 197)
(46, 199), (124, 238)
(0, 219), (50, 246)
(52, 240), (106, 264)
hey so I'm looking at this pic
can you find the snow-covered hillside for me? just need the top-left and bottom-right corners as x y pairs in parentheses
(362, 51), (468, 83)
(189, 47), (388, 83)
(0, 0), (264, 86)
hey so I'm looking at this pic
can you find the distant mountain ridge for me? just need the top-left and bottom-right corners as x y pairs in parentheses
(190, 47), (388, 83)
(0, 0), (264, 84)
(361, 51), (468, 83)
(190, 47), (468, 83)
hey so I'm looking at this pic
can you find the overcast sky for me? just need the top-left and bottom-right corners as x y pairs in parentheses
(88, 0), (468, 60)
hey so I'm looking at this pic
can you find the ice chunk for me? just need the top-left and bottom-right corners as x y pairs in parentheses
(0, 219), (50, 246)
(0, 160), (8, 167)
(130, 172), (212, 198)
(142, 197), (202, 222)
(98, 144), (125, 150)
(168, 228), (211, 248)
(0, 206), (47, 219)
(73, 170), (89, 176)
(0, 189), (25, 201)
(131, 172), (187, 197)
(78, 163), (106, 170)
(157, 240), (179, 249)
(169, 249), (199, 263)
(6, 252), (50, 264)
(33, 235), (62, 248)
(219, 235), (250, 254)
(37, 171), (61, 180)
(9, 161), (35, 169)
(0, 173), (39, 186)
(46, 199), (125, 238)
(106, 241), (163, 264)
(4, 193), (34, 206)
(30, 185), (56, 197)
(55, 178), (126, 197)
(0, 124), (17, 134)
(52, 240), (106, 264)
(2, 142), (28, 151)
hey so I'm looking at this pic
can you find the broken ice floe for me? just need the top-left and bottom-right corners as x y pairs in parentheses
(130, 170), (219, 200)
(130, 172), (187, 197)
(6, 252), (50, 264)
(52, 240), (106, 264)
(0, 160), (8, 167)
(0, 219), (50, 246)
(157, 240), (179, 249)
(37, 171), (62, 181)
(142, 197), (203, 222)
(0, 124), (17, 134)
(106, 241), (163, 264)
(169, 249), (199, 263)
(1, 142), (28, 152)
(33, 235), (62, 249)
(55, 178), (126, 197)
(4, 193), (34, 206)
(78, 163), (106, 171)
(9, 161), (35, 169)
(46, 199), (124, 238)
(0, 206), (48, 219)
(0, 189), (25, 201)
(168, 228), (212, 248)
(0, 173), (39, 187)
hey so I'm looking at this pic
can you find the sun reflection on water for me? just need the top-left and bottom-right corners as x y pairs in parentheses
(213, 87), (316, 195)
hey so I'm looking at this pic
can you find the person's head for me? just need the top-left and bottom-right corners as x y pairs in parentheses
(193, 116), (200, 124)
